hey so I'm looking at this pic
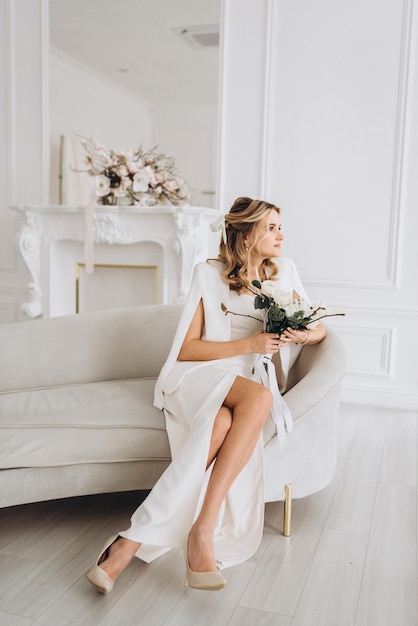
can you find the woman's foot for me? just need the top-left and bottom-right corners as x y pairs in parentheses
(85, 535), (141, 593)
(187, 525), (218, 573)
(185, 526), (226, 591)
(98, 536), (140, 580)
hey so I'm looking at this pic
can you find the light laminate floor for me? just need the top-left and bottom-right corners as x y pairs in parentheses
(0, 403), (416, 626)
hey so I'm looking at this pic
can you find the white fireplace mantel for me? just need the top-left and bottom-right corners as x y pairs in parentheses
(11, 204), (220, 318)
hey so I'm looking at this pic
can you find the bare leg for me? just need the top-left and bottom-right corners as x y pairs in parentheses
(188, 376), (272, 572)
(98, 537), (141, 580)
(97, 378), (270, 581)
(98, 405), (233, 581)
(206, 406), (233, 469)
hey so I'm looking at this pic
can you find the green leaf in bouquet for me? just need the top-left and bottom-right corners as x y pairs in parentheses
(254, 294), (269, 310)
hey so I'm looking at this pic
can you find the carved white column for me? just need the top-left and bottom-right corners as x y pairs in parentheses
(16, 212), (43, 317)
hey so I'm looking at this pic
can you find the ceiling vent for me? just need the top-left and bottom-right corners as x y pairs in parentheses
(172, 24), (220, 49)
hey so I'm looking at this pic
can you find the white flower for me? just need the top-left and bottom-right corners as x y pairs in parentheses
(93, 175), (110, 197)
(132, 171), (150, 192)
(144, 165), (157, 186)
(178, 183), (190, 199)
(89, 151), (113, 175)
(164, 179), (180, 192)
(79, 137), (190, 206)
(284, 301), (303, 317)
(260, 280), (278, 298)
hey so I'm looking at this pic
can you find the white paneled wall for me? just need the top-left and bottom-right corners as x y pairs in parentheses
(218, 0), (418, 408)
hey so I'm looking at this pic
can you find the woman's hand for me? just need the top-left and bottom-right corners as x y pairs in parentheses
(279, 328), (310, 345)
(248, 330), (283, 354)
(279, 323), (326, 346)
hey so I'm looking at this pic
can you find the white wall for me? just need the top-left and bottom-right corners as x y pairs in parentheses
(218, 0), (418, 409)
(152, 103), (218, 209)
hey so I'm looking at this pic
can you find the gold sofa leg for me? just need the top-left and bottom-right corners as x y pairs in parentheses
(283, 483), (293, 537)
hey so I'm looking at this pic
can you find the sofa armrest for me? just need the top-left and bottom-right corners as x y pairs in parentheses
(284, 327), (346, 420)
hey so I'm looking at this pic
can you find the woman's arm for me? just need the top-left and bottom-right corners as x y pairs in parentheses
(177, 299), (282, 362)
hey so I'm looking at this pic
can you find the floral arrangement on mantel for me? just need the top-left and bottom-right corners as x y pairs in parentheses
(78, 136), (191, 206)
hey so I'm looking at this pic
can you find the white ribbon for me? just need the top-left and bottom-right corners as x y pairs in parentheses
(210, 214), (227, 244)
(253, 354), (293, 445)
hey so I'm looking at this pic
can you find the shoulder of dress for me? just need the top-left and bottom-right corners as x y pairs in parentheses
(194, 259), (224, 276)
(272, 256), (294, 272)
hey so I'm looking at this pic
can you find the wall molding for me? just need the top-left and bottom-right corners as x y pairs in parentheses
(341, 384), (418, 411)
(387, 0), (416, 288)
(0, 0), (16, 272)
(303, 277), (401, 291)
(323, 303), (418, 319)
(337, 325), (396, 378)
(266, 0), (416, 291)
(260, 0), (279, 199)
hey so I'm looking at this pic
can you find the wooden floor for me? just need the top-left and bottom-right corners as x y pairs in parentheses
(0, 403), (416, 626)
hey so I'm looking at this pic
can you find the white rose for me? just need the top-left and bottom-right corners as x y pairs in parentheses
(260, 280), (277, 298)
(132, 171), (150, 193)
(90, 151), (112, 175)
(274, 289), (294, 308)
(178, 182), (190, 200)
(94, 175), (110, 197)
(284, 301), (302, 317)
(144, 165), (157, 186)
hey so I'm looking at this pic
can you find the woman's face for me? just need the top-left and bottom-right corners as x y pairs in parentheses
(248, 209), (283, 259)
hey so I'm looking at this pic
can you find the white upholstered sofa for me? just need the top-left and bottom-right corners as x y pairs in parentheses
(0, 304), (346, 533)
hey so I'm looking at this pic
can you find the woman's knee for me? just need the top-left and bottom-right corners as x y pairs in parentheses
(244, 381), (273, 411)
(227, 378), (273, 420)
(253, 385), (273, 419)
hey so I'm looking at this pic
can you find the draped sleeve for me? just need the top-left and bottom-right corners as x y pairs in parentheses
(153, 261), (230, 409)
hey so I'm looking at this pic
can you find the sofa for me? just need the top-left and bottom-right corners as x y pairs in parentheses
(0, 304), (346, 532)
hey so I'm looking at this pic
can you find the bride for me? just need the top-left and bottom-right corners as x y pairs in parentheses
(86, 196), (326, 593)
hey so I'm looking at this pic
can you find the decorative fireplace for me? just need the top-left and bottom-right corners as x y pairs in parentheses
(12, 205), (219, 318)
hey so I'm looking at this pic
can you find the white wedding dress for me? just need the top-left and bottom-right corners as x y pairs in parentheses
(120, 258), (308, 568)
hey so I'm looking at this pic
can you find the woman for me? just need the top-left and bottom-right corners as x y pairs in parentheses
(86, 196), (326, 593)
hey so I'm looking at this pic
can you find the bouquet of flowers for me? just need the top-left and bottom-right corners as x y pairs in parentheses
(221, 279), (344, 335)
(77, 136), (191, 206)
(252, 279), (344, 334)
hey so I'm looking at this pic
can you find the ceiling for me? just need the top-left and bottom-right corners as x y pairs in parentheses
(49, 0), (222, 107)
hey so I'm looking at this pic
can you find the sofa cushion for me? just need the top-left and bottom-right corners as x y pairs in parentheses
(0, 378), (170, 469)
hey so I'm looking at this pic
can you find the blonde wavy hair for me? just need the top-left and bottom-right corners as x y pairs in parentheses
(213, 196), (281, 291)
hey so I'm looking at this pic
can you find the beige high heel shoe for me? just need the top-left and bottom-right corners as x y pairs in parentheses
(85, 535), (120, 593)
(184, 537), (226, 591)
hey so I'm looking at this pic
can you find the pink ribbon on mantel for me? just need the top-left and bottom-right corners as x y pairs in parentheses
(83, 192), (97, 274)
